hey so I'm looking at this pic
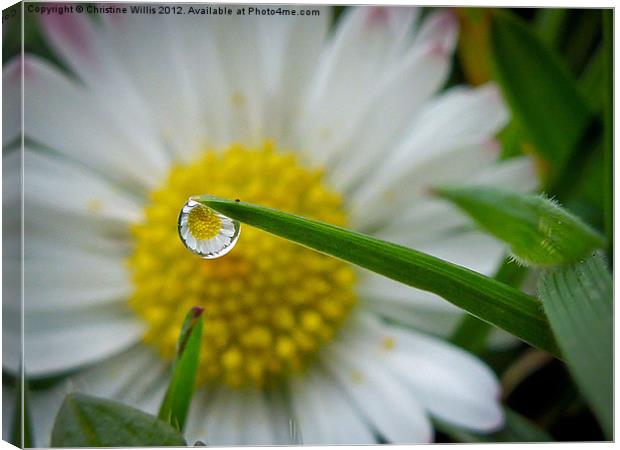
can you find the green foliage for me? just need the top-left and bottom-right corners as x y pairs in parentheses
(199, 196), (559, 357)
(50, 393), (187, 447)
(491, 12), (593, 184)
(158, 307), (204, 431)
(436, 408), (553, 442)
(450, 256), (529, 353)
(436, 186), (605, 267)
(538, 253), (612, 439)
(602, 10), (613, 255)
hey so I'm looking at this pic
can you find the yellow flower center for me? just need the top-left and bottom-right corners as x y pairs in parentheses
(187, 204), (222, 240)
(128, 142), (357, 388)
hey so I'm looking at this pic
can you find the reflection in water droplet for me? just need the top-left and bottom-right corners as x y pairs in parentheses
(178, 198), (240, 259)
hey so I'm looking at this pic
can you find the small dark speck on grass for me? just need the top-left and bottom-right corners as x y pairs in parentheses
(235, 199), (240, 202)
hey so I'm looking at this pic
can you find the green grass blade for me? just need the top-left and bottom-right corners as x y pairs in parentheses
(436, 407), (553, 442)
(538, 253), (612, 438)
(435, 186), (606, 267)
(158, 307), (204, 431)
(579, 48), (605, 113)
(534, 8), (567, 49)
(491, 12), (592, 183)
(199, 196), (559, 357)
(451, 256), (529, 352)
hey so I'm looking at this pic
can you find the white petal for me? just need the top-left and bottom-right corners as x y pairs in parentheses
(39, 13), (168, 167)
(24, 149), (141, 223)
(414, 230), (506, 276)
(352, 84), (508, 216)
(291, 365), (376, 444)
(328, 35), (455, 193)
(413, 9), (459, 53)
(3, 58), (21, 146)
(470, 156), (540, 192)
(203, 387), (244, 445)
(239, 390), (275, 444)
(24, 187), (131, 259)
(323, 337), (433, 443)
(255, 7), (331, 146)
(25, 248), (130, 312)
(23, 303), (144, 377)
(298, 7), (419, 165)
(383, 323), (504, 432)
(358, 274), (463, 336)
(99, 14), (205, 160)
(351, 143), (499, 231)
(21, 55), (165, 190)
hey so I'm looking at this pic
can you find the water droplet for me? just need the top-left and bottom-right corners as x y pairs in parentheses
(178, 198), (240, 259)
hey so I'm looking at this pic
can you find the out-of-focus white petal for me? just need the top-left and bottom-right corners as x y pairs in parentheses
(3, 58), (21, 146)
(38, 13), (169, 170)
(25, 247), (130, 312)
(291, 365), (376, 444)
(298, 7), (420, 165)
(21, 55), (166, 190)
(22, 303), (143, 377)
(349, 314), (503, 432)
(352, 84), (508, 220)
(25, 149), (141, 223)
(323, 335), (433, 443)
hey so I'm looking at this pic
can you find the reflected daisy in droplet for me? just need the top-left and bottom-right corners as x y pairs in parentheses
(178, 198), (240, 259)
(4, 5), (541, 446)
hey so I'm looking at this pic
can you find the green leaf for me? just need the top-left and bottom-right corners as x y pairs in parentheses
(158, 306), (204, 431)
(451, 256), (529, 353)
(199, 196), (560, 357)
(51, 393), (187, 447)
(491, 12), (592, 183)
(538, 253), (612, 439)
(436, 408), (553, 442)
(435, 186), (606, 267)
(534, 8), (568, 49)
(602, 9), (613, 255)
(579, 48), (605, 113)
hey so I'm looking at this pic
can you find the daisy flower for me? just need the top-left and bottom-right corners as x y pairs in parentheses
(4, 5), (539, 445)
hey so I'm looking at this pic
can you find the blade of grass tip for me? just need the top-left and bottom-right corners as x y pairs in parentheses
(199, 196), (560, 358)
(158, 306), (204, 431)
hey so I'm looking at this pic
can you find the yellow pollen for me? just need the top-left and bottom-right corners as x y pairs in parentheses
(382, 336), (396, 350)
(187, 205), (221, 240)
(128, 142), (357, 388)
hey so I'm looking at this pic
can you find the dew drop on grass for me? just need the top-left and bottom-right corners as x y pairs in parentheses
(178, 198), (240, 259)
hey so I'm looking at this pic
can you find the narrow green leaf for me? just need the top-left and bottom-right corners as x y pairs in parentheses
(538, 253), (612, 439)
(435, 186), (606, 267)
(602, 9), (613, 255)
(579, 48), (605, 113)
(51, 393), (187, 447)
(158, 306), (204, 431)
(535, 8), (568, 49)
(451, 256), (528, 352)
(491, 12), (592, 182)
(436, 408), (553, 442)
(199, 196), (559, 357)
